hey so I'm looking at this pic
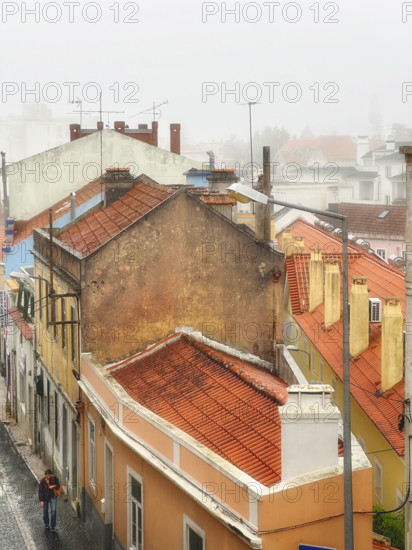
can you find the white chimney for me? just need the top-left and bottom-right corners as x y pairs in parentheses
(279, 385), (339, 480)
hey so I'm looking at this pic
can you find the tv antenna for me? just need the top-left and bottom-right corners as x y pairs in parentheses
(130, 100), (168, 121)
(69, 96), (124, 128)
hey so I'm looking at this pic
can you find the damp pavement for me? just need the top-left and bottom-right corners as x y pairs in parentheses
(0, 422), (98, 550)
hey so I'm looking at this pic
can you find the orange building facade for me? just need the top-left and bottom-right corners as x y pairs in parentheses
(78, 332), (372, 550)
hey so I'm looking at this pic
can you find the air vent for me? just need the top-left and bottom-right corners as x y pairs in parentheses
(369, 298), (382, 323)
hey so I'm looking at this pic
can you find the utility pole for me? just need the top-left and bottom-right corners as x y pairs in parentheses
(400, 146), (412, 548)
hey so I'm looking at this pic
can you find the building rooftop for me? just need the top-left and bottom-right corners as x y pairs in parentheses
(108, 332), (290, 486)
(280, 220), (405, 456)
(13, 178), (103, 245)
(57, 178), (177, 255)
(323, 203), (406, 236)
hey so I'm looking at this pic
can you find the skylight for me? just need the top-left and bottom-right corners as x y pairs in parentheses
(378, 210), (390, 219)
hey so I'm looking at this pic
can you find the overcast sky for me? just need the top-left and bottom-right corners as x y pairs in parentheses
(1, 0), (412, 147)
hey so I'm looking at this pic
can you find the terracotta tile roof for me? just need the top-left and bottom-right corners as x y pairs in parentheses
(281, 221), (405, 456)
(58, 180), (177, 255)
(279, 136), (357, 165)
(110, 333), (289, 486)
(373, 539), (399, 550)
(322, 203), (406, 236)
(8, 307), (33, 340)
(13, 178), (103, 244)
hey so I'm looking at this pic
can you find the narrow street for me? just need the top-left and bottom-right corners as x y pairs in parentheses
(0, 422), (97, 550)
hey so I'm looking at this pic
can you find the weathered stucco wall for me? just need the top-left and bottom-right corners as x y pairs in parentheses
(8, 130), (202, 220)
(80, 192), (283, 363)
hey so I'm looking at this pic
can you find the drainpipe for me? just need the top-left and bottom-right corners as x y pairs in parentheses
(1, 152), (8, 220)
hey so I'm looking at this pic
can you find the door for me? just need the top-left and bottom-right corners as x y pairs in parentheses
(105, 443), (114, 529)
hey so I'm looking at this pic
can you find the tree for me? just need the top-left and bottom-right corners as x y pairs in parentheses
(373, 505), (405, 550)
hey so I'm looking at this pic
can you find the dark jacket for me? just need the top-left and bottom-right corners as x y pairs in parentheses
(38, 475), (60, 502)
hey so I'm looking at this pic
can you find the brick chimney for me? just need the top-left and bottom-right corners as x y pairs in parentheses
(381, 297), (404, 392)
(97, 121), (104, 131)
(103, 167), (135, 208)
(170, 123), (181, 155)
(309, 248), (323, 312)
(324, 259), (340, 327)
(349, 277), (369, 357)
(114, 121), (126, 134)
(151, 121), (158, 147)
(70, 123), (81, 141)
(279, 385), (339, 480)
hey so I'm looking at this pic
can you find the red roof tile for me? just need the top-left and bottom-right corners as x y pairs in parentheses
(8, 307), (33, 340)
(58, 180), (176, 255)
(281, 221), (405, 456)
(13, 178), (103, 244)
(110, 333), (288, 486)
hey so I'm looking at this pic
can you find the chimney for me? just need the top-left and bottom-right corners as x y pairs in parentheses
(97, 121), (104, 131)
(103, 167), (135, 208)
(381, 297), (404, 392)
(206, 169), (238, 194)
(356, 136), (369, 165)
(324, 259), (340, 327)
(70, 123), (81, 141)
(309, 248), (323, 311)
(281, 228), (293, 255)
(170, 123), (181, 154)
(349, 277), (369, 357)
(114, 121), (126, 133)
(138, 124), (148, 129)
(151, 121), (158, 147)
(386, 140), (396, 151)
(279, 385), (339, 480)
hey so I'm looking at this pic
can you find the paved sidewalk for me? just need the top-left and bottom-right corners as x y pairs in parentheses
(0, 381), (98, 549)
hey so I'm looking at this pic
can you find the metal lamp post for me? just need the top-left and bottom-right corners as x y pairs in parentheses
(227, 181), (353, 550)
(286, 344), (311, 371)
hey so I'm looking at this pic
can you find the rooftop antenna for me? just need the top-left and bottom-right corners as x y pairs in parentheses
(69, 98), (83, 126)
(130, 100), (168, 120)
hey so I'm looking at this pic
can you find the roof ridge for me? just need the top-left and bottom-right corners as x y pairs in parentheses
(184, 335), (288, 405)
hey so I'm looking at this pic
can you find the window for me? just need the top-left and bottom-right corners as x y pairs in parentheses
(184, 517), (205, 550)
(128, 473), (143, 550)
(311, 349), (316, 376)
(385, 165), (391, 178)
(47, 379), (50, 425)
(38, 280), (43, 321)
(374, 458), (383, 503)
(88, 419), (96, 490)
(71, 306), (76, 362)
(376, 248), (387, 260)
(359, 180), (374, 200)
(319, 359), (324, 381)
(54, 392), (59, 443)
(61, 298), (66, 349)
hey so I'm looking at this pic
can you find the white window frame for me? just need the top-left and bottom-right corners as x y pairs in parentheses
(376, 248), (387, 260)
(88, 417), (96, 493)
(183, 515), (205, 550)
(374, 458), (383, 503)
(127, 466), (143, 550)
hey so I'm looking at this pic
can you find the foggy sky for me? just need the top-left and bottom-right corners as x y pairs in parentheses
(1, 0), (411, 147)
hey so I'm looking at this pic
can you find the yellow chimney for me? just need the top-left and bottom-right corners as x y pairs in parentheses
(349, 277), (369, 357)
(381, 297), (403, 392)
(309, 248), (323, 312)
(282, 229), (293, 255)
(324, 259), (340, 327)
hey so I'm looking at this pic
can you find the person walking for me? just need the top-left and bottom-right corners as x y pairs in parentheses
(39, 469), (61, 531)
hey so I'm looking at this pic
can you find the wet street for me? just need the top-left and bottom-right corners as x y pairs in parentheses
(0, 422), (98, 549)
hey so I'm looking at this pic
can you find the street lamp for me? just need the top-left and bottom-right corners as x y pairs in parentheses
(286, 344), (311, 371)
(227, 179), (353, 550)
